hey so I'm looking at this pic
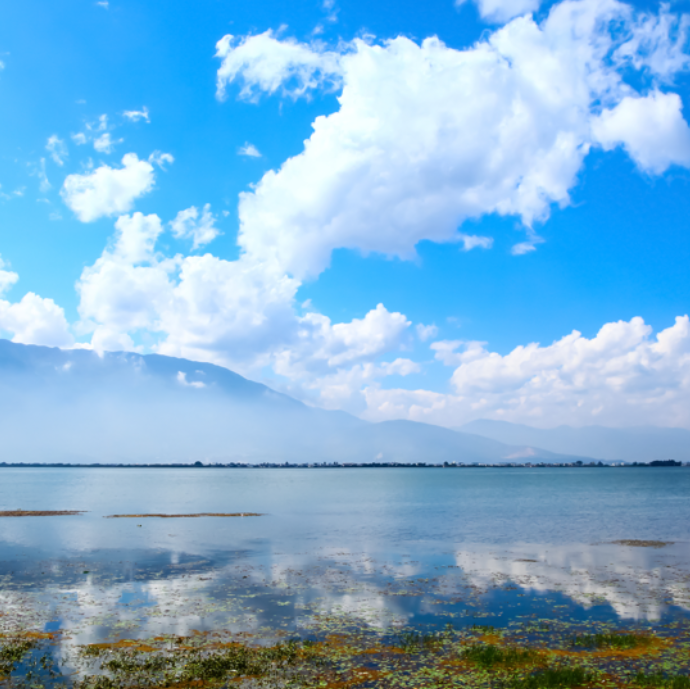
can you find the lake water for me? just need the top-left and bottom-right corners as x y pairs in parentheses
(1, 467), (689, 658)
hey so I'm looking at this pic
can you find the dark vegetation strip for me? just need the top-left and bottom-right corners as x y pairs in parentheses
(0, 510), (85, 517)
(612, 540), (673, 548)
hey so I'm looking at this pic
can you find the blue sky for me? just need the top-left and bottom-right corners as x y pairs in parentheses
(1, 0), (690, 429)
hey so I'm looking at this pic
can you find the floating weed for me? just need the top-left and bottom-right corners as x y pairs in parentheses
(572, 633), (653, 650)
(395, 630), (440, 653)
(634, 672), (690, 688)
(511, 666), (594, 688)
(75, 636), (304, 689)
(461, 643), (537, 669)
(0, 637), (37, 676)
(3, 615), (690, 689)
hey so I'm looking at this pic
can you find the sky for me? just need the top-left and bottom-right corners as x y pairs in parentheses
(1, 0), (690, 430)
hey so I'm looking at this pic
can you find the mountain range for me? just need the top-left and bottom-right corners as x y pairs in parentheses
(0, 339), (596, 465)
(460, 419), (690, 463)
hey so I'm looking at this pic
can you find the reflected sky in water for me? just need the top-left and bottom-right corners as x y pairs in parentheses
(0, 467), (689, 648)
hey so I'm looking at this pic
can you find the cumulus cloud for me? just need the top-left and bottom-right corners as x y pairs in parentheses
(215, 30), (342, 101)
(222, 0), (690, 280)
(75, 211), (414, 412)
(0, 289), (73, 348)
(592, 91), (690, 174)
(25, 0), (690, 427)
(456, 0), (541, 24)
(61, 153), (167, 222)
(46, 135), (68, 166)
(170, 204), (220, 249)
(364, 316), (690, 429)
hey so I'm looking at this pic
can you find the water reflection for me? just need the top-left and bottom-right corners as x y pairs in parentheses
(1, 468), (689, 651)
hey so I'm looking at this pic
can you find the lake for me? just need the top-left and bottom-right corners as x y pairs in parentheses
(1, 467), (689, 686)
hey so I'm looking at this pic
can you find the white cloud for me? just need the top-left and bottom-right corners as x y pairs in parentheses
(36, 158), (51, 192)
(0, 256), (19, 296)
(430, 339), (468, 366)
(46, 135), (67, 166)
(148, 151), (174, 169)
(364, 316), (690, 429)
(459, 234), (494, 251)
(71, 114), (123, 153)
(170, 204), (220, 249)
(511, 229), (545, 255)
(75, 212), (414, 409)
(215, 30), (343, 101)
(176, 371), (206, 388)
(123, 107), (150, 123)
(416, 324), (439, 342)
(0, 185), (24, 201)
(96, 1), (109, 7)
(94, 132), (122, 154)
(226, 0), (690, 280)
(238, 142), (262, 158)
(110, 212), (164, 264)
(614, 6), (690, 80)
(0, 292), (73, 347)
(592, 90), (690, 174)
(456, 0), (541, 24)
(281, 303), (411, 370)
(51, 0), (690, 426)
(61, 153), (165, 222)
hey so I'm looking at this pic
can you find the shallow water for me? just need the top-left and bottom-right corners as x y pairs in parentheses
(0, 467), (689, 649)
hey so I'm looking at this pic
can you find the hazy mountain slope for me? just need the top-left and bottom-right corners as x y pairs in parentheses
(460, 419), (690, 462)
(0, 339), (591, 465)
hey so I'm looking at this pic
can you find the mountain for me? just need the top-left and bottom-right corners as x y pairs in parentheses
(460, 419), (690, 463)
(0, 339), (592, 465)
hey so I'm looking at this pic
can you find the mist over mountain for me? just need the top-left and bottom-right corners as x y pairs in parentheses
(0, 339), (590, 465)
(460, 419), (690, 463)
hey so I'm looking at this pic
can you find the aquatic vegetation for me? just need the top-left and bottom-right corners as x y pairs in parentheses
(511, 666), (594, 688)
(634, 672), (690, 688)
(0, 638), (36, 676)
(75, 638), (303, 689)
(571, 632), (652, 650)
(1, 618), (689, 689)
(461, 643), (537, 668)
(612, 540), (672, 548)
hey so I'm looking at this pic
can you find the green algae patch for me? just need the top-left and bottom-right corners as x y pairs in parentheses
(612, 540), (673, 548)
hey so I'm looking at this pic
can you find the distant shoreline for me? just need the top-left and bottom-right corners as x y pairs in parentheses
(0, 460), (686, 469)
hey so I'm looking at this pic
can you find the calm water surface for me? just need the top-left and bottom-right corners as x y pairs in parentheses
(0, 467), (689, 646)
